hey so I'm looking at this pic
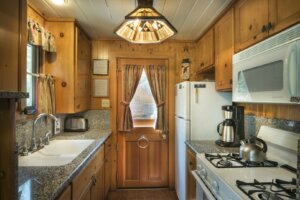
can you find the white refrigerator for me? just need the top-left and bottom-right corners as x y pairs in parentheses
(174, 81), (232, 200)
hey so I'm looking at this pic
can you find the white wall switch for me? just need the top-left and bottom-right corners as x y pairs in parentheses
(101, 99), (110, 108)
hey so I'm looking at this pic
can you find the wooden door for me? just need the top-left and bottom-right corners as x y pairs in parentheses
(234, 0), (269, 52)
(117, 58), (169, 188)
(215, 8), (234, 91)
(268, 0), (300, 36)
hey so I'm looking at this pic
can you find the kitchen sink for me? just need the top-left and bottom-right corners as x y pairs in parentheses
(19, 140), (94, 167)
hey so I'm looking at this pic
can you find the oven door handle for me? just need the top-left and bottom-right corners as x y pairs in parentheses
(191, 171), (218, 200)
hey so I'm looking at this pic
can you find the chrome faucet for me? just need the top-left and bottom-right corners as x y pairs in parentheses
(31, 113), (59, 151)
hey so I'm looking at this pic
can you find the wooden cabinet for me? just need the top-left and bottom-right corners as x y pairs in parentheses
(104, 136), (112, 198)
(197, 29), (214, 71)
(235, 0), (300, 52)
(72, 145), (105, 200)
(45, 20), (91, 114)
(0, 0), (27, 92)
(215, 9), (234, 91)
(57, 185), (71, 200)
(268, 0), (300, 36)
(186, 148), (196, 200)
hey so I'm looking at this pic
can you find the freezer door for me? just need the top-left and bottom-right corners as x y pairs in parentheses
(190, 82), (232, 140)
(175, 116), (190, 200)
(175, 82), (190, 119)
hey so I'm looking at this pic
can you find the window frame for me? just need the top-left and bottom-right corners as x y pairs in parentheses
(24, 44), (39, 115)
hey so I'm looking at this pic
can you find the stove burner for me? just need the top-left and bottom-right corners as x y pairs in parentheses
(217, 157), (232, 167)
(259, 191), (283, 200)
(236, 179), (296, 200)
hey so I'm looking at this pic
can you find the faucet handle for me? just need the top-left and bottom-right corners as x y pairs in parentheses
(22, 144), (29, 156)
(39, 137), (45, 148)
(45, 131), (51, 145)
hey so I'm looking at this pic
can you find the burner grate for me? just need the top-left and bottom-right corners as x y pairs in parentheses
(236, 179), (296, 200)
(205, 153), (278, 168)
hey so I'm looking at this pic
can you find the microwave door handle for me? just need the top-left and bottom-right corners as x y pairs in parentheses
(287, 44), (298, 97)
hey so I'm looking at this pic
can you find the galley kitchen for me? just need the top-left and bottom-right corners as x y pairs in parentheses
(0, 0), (300, 200)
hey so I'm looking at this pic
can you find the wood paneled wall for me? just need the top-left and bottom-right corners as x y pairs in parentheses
(238, 103), (300, 121)
(91, 40), (195, 190)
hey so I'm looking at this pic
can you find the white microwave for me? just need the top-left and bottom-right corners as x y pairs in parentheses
(233, 23), (300, 104)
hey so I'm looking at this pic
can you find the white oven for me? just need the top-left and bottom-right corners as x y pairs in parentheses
(190, 126), (298, 200)
(233, 23), (300, 104)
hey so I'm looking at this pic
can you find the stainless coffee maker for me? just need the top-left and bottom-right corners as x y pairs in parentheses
(215, 105), (244, 147)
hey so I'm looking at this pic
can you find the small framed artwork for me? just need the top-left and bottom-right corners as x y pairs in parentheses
(93, 59), (109, 75)
(93, 78), (109, 97)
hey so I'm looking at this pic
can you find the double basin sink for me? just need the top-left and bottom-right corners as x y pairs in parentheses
(19, 140), (94, 167)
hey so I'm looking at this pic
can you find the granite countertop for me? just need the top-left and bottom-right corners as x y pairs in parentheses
(0, 91), (28, 99)
(185, 140), (240, 154)
(18, 129), (112, 200)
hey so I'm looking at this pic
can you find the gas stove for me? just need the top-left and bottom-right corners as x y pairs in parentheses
(192, 126), (299, 200)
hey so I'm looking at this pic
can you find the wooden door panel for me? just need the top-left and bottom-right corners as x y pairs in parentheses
(117, 58), (169, 188)
(234, 0), (269, 52)
(269, 0), (300, 36)
(125, 141), (140, 181)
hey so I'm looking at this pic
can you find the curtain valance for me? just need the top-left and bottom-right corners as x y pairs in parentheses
(27, 18), (56, 52)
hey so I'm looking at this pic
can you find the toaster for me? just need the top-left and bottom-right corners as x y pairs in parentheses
(64, 117), (89, 132)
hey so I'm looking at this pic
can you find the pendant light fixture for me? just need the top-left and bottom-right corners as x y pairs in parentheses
(115, 0), (177, 44)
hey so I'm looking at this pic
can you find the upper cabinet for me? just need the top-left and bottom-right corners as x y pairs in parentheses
(197, 29), (214, 71)
(45, 20), (91, 114)
(215, 8), (234, 91)
(234, 0), (300, 52)
(0, 0), (27, 92)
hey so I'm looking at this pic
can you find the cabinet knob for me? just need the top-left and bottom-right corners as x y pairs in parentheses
(61, 81), (67, 87)
(0, 171), (5, 179)
(230, 79), (232, 84)
(267, 22), (273, 31)
(77, 104), (81, 109)
(189, 161), (193, 166)
(224, 63), (227, 68)
(253, 35), (257, 40)
(248, 24), (252, 30)
(261, 25), (267, 33)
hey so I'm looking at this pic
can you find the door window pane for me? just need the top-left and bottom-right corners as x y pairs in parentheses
(130, 70), (157, 127)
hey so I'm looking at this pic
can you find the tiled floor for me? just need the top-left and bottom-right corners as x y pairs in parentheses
(107, 189), (178, 200)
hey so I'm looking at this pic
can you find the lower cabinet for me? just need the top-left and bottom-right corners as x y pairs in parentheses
(186, 148), (196, 200)
(56, 136), (113, 200)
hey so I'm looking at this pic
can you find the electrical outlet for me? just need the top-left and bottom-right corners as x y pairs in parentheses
(101, 99), (110, 108)
(54, 118), (61, 134)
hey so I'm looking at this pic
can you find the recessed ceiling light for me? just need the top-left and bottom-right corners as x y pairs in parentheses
(52, 0), (67, 5)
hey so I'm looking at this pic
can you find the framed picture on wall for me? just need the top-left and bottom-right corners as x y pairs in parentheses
(93, 59), (109, 75)
(92, 78), (109, 97)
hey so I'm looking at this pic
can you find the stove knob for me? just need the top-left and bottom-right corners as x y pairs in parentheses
(197, 164), (202, 171)
(212, 181), (219, 192)
(199, 168), (207, 178)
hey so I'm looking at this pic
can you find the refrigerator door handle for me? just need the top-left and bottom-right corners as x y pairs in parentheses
(194, 88), (198, 103)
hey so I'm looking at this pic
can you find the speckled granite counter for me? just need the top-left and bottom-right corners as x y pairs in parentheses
(0, 91), (28, 98)
(18, 129), (112, 200)
(297, 139), (300, 199)
(185, 140), (239, 154)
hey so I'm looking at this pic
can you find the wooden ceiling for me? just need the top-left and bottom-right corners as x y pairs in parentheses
(28, 0), (232, 41)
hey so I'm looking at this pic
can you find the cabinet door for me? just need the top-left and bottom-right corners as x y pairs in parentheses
(75, 27), (91, 113)
(201, 29), (214, 69)
(268, 0), (300, 36)
(186, 149), (196, 200)
(215, 9), (234, 91)
(197, 29), (214, 71)
(57, 185), (71, 200)
(91, 164), (105, 200)
(104, 151), (112, 198)
(234, 0), (269, 52)
(196, 39), (204, 71)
